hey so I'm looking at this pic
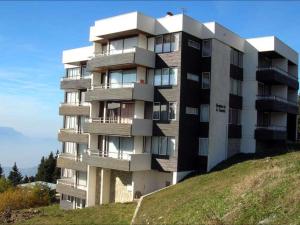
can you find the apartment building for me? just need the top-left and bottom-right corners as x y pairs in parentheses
(56, 12), (299, 209)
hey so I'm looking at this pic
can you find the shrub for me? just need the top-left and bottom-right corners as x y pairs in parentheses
(0, 184), (52, 213)
(0, 178), (12, 193)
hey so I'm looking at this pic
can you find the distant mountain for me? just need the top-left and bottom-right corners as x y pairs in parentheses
(0, 126), (59, 168)
(3, 166), (37, 178)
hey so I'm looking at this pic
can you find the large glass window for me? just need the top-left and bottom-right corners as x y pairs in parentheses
(230, 48), (243, 68)
(168, 102), (177, 120)
(202, 72), (210, 89)
(151, 136), (175, 156)
(229, 108), (241, 125)
(66, 92), (79, 105)
(155, 33), (179, 53)
(198, 138), (208, 156)
(109, 69), (136, 88)
(109, 37), (138, 55)
(153, 102), (160, 120)
(64, 142), (76, 155)
(123, 37), (138, 53)
(65, 116), (78, 130)
(107, 137), (134, 159)
(66, 67), (81, 79)
(230, 78), (242, 96)
(153, 102), (177, 121)
(152, 68), (178, 86)
(202, 40), (212, 57)
(200, 104), (209, 122)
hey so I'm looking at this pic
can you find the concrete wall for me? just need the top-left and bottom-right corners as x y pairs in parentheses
(207, 39), (231, 171)
(110, 170), (133, 202)
(132, 170), (172, 196)
(241, 41), (258, 154)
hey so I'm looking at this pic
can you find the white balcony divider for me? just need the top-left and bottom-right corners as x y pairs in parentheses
(257, 66), (298, 81)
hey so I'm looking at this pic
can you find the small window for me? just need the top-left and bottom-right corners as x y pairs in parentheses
(200, 104), (209, 122)
(229, 108), (241, 125)
(163, 34), (171, 53)
(230, 78), (242, 96)
(162, 68), (170, 85)
(202, 72), (210, 89)
(202, 40), (212, 57)
(160, 104), (168, 120)
(187, 73), (199, 82)
(153, 102), (160, 120)
(188, 39), (200, 50)
(186, 107), (199, 115)
(169, 68), (178, 85)
(169, 102), (177, 120)
(154, 69), (162, 86)
(198, 138), (208, 156)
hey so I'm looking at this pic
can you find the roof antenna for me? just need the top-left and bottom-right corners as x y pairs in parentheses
(181, 7), (187, 15)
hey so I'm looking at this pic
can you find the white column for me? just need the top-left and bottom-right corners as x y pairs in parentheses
(100, 168), (111, 204)
(86, 165), (97, 207)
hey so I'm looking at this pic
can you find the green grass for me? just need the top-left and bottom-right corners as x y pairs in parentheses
(15, 202), (136, 225)
(134, 151), (300, 225)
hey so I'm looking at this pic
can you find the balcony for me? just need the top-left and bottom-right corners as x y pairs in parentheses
(85, 82), (154, 102)
(255, 125), (287, 140)
(86, 47), (155, 72)
(60, 76), (91, 90)
(83, 117), (153, 136)
(58, 129), (89, 144)
(57, 153), (87, 172)
(59, 103), (90, 116)
(82, 150), (151, 171)
(256, 95), (298, 114)
(56, 179), (87, 199)
(256, 67), (299, 89)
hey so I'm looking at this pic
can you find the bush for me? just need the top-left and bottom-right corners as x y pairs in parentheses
(0, 184), (52, 213)
(0, 178), (12, 193)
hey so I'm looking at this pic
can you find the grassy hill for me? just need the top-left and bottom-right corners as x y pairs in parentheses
(9, 150), (300, 225)
(134, 150), (300, 225)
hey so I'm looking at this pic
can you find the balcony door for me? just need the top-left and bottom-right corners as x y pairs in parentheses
(107, 136), (134, 160)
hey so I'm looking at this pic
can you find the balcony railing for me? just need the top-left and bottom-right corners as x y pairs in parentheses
(92, 82), (137, 90)
(89, 117), (133, 124)
(59, 128), (85, 134)
(85, 149), (132, 160)
(61, 74), (91, 81)
(257, 66), (298, 81)
(57, 178), (87, 190)
(60, 102), (89, 106)
(256, 125), (287, 131)
(59, 153), (84, 162)
(256, 95), (298, 106)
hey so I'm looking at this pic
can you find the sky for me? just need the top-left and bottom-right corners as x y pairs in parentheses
(0, 1), (299, 167)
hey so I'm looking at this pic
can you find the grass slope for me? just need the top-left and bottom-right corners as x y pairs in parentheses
(15, 202), (136, 225)
(134, 151), (300, 225)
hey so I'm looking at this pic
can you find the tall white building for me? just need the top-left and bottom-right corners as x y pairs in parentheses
(56, 12), (298, 209)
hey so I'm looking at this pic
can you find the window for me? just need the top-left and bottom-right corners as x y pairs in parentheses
(202, 72), (210, 89)
(230, 48), (243, 68)
(62, 168), (73, 178)
(65, 116), (78, 130)
(66, 67), (81, 79)
(107, 137), (134, 159)
(168, 102), (177, 120)
(79, 116), (88, 133)
(79, 90), (86, 104)
(188, 39), (200, 50)
(76, 171), (87, 187)
(109, 69), (137, 88)
(151, 136), (175, 156)
(229, 108), (241, 125)
(198, 138), (208, 156)
(152, 68), (178, 86)
(155, 36), (163, 53)
(200, 104), (209, 122)
(186, 107), (199, 115)
(66, 92), (79, 104)
(81, 66), (90, 78)
(202, 40), (212, 57)
(109, 37), (138, 55)
(153, 102), (160, 120)
(230, 78), (242, 96)
(187, 73), (200, 82)
(64, 142), (76, 155)
(123, 37), (138, 53)
(155, 33), (179, 53)
(153, 102), (177, 121)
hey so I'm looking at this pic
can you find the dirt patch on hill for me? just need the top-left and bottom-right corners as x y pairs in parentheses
(0, 208), (41, 224)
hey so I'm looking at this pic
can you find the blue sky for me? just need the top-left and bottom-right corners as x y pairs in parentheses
(0, 1), (299, 167)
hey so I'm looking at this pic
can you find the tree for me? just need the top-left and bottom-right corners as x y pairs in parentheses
(35, 152), (59, 183)
(0, 164), (3, 178)
(23, 175), (29, 183)
(7, 162), (23, 186)
(28, 176), (35, 182)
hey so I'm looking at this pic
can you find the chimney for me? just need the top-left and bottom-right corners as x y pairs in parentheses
(166, 12), (173, 16)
